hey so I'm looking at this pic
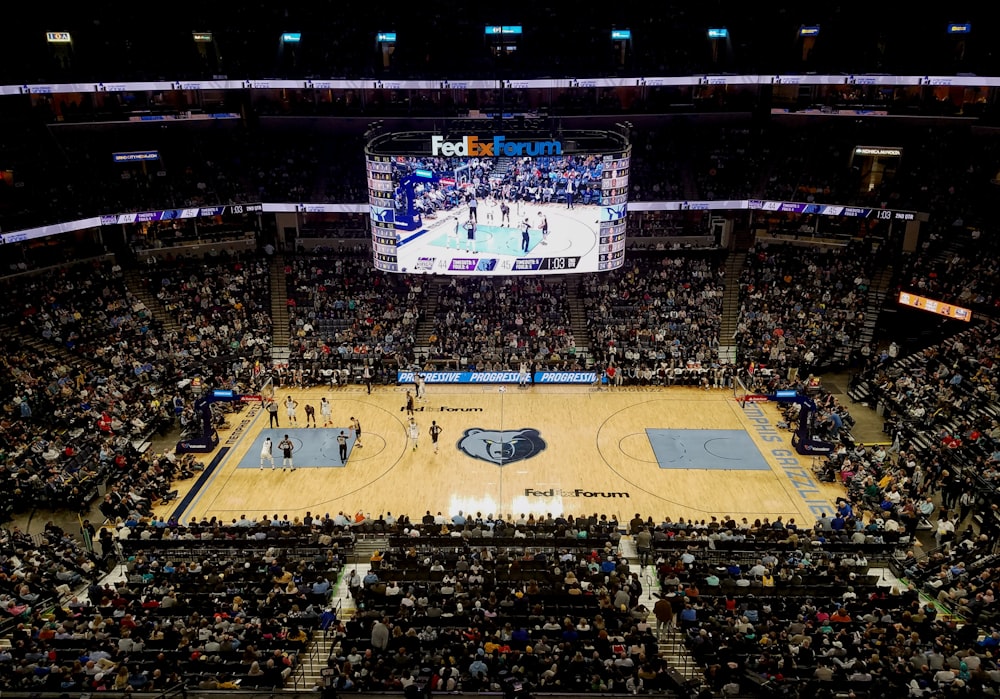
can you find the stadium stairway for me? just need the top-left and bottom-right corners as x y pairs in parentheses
(566, 278), (593, 365)
(351, 533), (389, 566)
(622, 539), (705, 690)
(270, 253), (290, 365)
(490, 156), (514, 183)
(296, 628), (338, 691)
(855, 264), (894, 355)
(297, 536), (386, 688)
(718, 251), (746, 364)
(122, 268), (179, 335)
(414, 277), (446, 350)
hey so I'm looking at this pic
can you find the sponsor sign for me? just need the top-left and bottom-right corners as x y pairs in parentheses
(898, 292), (972, 321)
(524, 488), (630, 498)
(430, 135), (562, 157)
(397, 371), (599, 384)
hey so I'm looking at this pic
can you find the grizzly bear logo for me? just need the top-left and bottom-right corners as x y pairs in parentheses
(458, 428), (546, 466)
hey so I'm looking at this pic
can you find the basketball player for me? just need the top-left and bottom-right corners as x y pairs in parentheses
(278, 434), (295, 471)
(538, 211), (549, 245)
(464, 217), (476, 253)
(304, 403), (316, 427)
(350, 416), (363, 448)
(429, 420), (443, 453)
(337, 431), (349, 464)
(449, 217), (460, 249)
(500, 200), (510, 226)
(519, 361), (529, 388)
(284, 395), (299, 424)
(405, 390), (415, 416)
(408, 417), (420, 451)
(260, 437), (274, 470)
(320, 397), (332, 427)
(415, 374), (426, 402)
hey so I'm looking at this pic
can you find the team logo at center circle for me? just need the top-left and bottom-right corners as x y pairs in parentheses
(457, 428), (546, 466)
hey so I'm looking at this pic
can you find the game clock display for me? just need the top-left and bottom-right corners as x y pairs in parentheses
(365, 139), (630, 276)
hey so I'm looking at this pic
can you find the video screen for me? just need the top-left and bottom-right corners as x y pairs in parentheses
(367, 144), (629, 275)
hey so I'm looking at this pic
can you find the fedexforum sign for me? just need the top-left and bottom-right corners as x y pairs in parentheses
(431, 135), (563, 157)
(524, 488), (630, 498)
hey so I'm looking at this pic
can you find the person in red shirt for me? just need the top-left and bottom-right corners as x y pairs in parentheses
(606, 364), (621, 388)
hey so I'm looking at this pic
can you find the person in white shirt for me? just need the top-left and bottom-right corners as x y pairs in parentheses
(320, 397), (332, 427)
(285, 396), (299, 423)
(935, 517), (955, 547)
(408, 418), (420, 451)
(260, 437), (274, 470)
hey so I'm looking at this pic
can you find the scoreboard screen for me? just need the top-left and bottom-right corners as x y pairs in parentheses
(366, 132), (629, 276)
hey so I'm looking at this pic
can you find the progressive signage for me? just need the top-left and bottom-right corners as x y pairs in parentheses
(397, 371), (600, 384)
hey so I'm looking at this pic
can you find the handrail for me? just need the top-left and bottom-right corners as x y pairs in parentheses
(154, 682), (188, 699)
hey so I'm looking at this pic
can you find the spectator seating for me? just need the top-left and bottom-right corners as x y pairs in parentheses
(737, 240), (876, 375)
(284, 252), (422, 381)
(427, 277), (579, 371)
(583, 252), (726, 384)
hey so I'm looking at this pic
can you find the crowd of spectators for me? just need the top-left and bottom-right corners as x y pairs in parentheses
(285, 252), (422, 380)
(427, 277), (579, 371)
(895, 225), (1000, 318)
(0, 515), (357, 692)
(0, 259), (184, 507)
(326, 511), (677, 694)
(856, 323), (1000, 520)
(737, 241), (877, 376)
(137, 251), (274, 388)
(6, 10), (1000, 698)
(632, 507), (1000, 696)
(1, 521), (100, 626)
(0, 252), (281, 519)
(583, 253), (726, 384)
(2, 111), (1000, 699)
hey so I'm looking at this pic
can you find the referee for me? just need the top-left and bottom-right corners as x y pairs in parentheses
(337, 431), (348, 464)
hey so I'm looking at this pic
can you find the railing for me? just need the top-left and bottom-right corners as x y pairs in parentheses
(155, 683), (189, 699)
(288, 659), (308, 691)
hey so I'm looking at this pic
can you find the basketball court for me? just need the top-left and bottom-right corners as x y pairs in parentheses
(393, 202), (600, 274)
(161, 384), (847, 527)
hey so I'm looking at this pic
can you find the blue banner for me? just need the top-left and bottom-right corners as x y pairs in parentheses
(397, 371), (599, 384)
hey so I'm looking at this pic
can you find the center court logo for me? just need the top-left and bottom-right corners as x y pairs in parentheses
(431, 135), (562, 157)
(458, 428), (546, 466)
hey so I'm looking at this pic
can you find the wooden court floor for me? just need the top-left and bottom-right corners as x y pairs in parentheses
(159, 385), (847, 528)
